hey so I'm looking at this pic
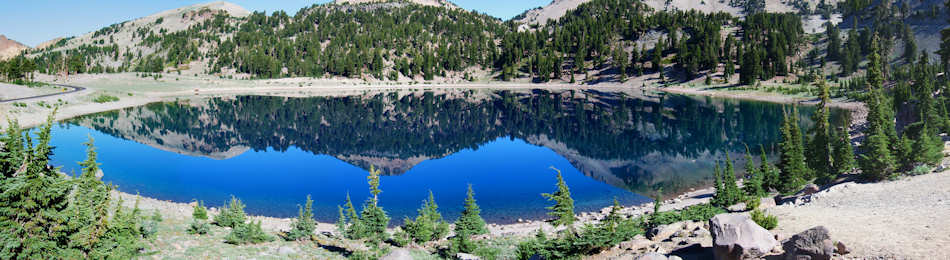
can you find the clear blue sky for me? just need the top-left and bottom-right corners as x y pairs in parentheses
(0, 0), (550, 47)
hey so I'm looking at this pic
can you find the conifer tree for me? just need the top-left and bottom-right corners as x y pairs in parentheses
(66, 136), (113, 252)
(286, 195), (316, 241)
(336, 205), (346, 235)
(807, 80), (835, 184)
(720, 152), (743, 205)
(359, 165), (389, 244)
(214, 196), (247, 228)
(759, 145), (780, 191)
(778, 108), (808, 193)
(542, 167), (575, 232)
(452, 184), (486, 253)
(831, 128), (856, 175)
(403, 190), (449, 243)
(712, 162), (725, 207)
(342, 193), (362, 239)
(742, 146), (765, 197)
(912, 124), (944, 168)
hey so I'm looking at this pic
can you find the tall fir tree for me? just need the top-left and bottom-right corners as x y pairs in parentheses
(742, 145), (765, 197)
(285, 195), (316, 241)
(452, 184), (487, 253)
(778, 108), (809, 193)
(807, 80), (835, 184)
(542, 167), (575, 232)
(359, 166), (389, 244)
(831, 127), (856, 175)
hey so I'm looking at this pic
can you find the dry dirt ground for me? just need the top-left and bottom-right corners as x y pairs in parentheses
(769, 170), (950, 260)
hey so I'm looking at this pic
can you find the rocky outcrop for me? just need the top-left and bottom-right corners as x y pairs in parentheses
(709, 213), (779, 260)
(455, 252), (480, 260)
(781, 226), (834, 260)
(650, 221), (686, 241)
(381, 248), (412, 260)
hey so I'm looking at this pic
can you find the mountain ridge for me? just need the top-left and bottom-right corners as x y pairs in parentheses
(0, 34), (29, 60)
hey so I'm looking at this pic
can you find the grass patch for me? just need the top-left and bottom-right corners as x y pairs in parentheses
(93, 94), (120, 103)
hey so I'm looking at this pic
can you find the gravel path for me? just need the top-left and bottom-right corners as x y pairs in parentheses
(768, 170), (950, 259)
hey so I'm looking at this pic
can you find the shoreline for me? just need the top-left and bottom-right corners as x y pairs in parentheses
(6, 73), (868, 240)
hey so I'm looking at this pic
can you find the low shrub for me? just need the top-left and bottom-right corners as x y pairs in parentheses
(187, 220), (211, 235)
(750, 209), (778, 230)
(93, 94), (119, 103)
(224, 220), (274, 245)
(214, 196), (246, 228)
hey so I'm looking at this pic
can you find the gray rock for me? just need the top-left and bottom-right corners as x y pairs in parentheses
(668, 256), (683, 260)
(758, 197), (777, 209)
(636, 252), (669, 260)
(381, 248), (412, 260)
(799, 184), (820, 196)
(727, 203), (747, 212)
(456, 252), (480, 260)
(835, 241), (850, 255)
(691, 228), (710, 238)
(650, 221), (686, 241)
(782, 226), (834, 260)
(709, 213), (779, 260)
(620, 238), (654, 251)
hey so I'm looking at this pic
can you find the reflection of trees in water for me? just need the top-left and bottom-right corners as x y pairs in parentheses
(70, 90), (848, 196)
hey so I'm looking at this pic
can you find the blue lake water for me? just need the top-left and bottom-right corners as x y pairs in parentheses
(40, 89), (847, 224)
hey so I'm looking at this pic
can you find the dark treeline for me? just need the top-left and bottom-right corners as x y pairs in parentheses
(13, 0), (806, 84)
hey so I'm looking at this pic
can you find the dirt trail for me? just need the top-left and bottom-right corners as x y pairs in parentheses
(769, 170), (950, 259)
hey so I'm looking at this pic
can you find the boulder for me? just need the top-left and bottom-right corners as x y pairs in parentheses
(798, 184), (820, 196)
(727, 203), (747, 212)
(620, 237), (654, 251)
(691, 228), (710, 238)
(782, 226), (834, 260)
(277, 246), (297, 255)
(381, 248), (412, 260)
(709, 213), (779, 260)
(835, 241), (850, 255)
(650, 221), (686, 241)
(456, 252), (480, 260)
(636, 252), (669, 260)
(758, 197), (776, 209)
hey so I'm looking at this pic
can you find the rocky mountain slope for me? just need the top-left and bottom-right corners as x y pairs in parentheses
(0, 35), (29, 60)
(334, 0), (459, 9)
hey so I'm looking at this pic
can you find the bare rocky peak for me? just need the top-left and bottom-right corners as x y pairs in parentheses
(334, 0), (459, 9)
(0, 34), (29, 60)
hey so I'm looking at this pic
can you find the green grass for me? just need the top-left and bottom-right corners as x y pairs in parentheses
(93, 94), (120, 103)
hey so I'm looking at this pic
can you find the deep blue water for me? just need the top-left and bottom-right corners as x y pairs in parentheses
(39, 89), (847, 224)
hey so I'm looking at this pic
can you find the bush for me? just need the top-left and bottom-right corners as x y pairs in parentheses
(908, 165), (932, 176)
(214, 196), (246, 228)
(224, 220), (274, 245)
(192, 200), (208, 220)
(92, 95), (119, 103)
(678, 203), (727, 222)
(750, 210), (778, 230)
(187, 220), (211, 235)
(744, 197), (761, 211)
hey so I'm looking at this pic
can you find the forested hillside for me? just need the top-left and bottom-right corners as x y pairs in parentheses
(5, 0), (815, 85)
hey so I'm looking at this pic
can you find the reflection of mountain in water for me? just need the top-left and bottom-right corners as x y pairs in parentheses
(69, 89), (846, 196)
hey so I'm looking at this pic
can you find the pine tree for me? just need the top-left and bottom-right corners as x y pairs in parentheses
(778, 108), (809, 193)
(65, 136), (113, 253)
(912, 124), (944, 167)
(759, 145), (780, 191)
(403, 190), (449, 243)
(721, 152), (743, 205)
(214, 196), (247, 228)
(286, 195), (316, 241)
(342, 193), (362, 239)
(336, 205), (346, 235)
(452, 184), (486, 253)
(831, 128), (856, 175)
(743, 146), (765, 197)
(542, 167), (575, 232)
(712, 162), (725, 207)
(807, 80), (835, 184)
(359, 165), (389, 244)
(192, 201), (208, 220)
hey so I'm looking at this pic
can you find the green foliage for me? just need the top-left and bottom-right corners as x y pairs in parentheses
(750, 209), (778, 230)
(192, 200), (208, 220)
(224, 220), (274, 245)
(778, 108), (809, 193)
(285, 195), (316, 241)
(713, 156), (744, 207)
(187, 220), (211, 235)
(542, 167), (575, 230)
(0, 115), (147, 259)
(343, 166), (389, 244)
(742, 146), (765, 197)
(92, 94), (120, 103)
(807, 80), (835, 185)
(452, 184), (487, 253)
(402, 191), (449, 244)
(831, 128), (855, 175)
(214, 196), (247, 228)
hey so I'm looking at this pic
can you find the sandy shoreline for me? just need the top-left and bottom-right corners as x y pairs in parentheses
(4, 73), (873, 243)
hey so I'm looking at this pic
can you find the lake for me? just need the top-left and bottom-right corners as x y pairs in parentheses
(42, 89), (848, 224)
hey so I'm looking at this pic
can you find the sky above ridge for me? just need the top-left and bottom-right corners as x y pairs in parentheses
(0, 0), (550, 47)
